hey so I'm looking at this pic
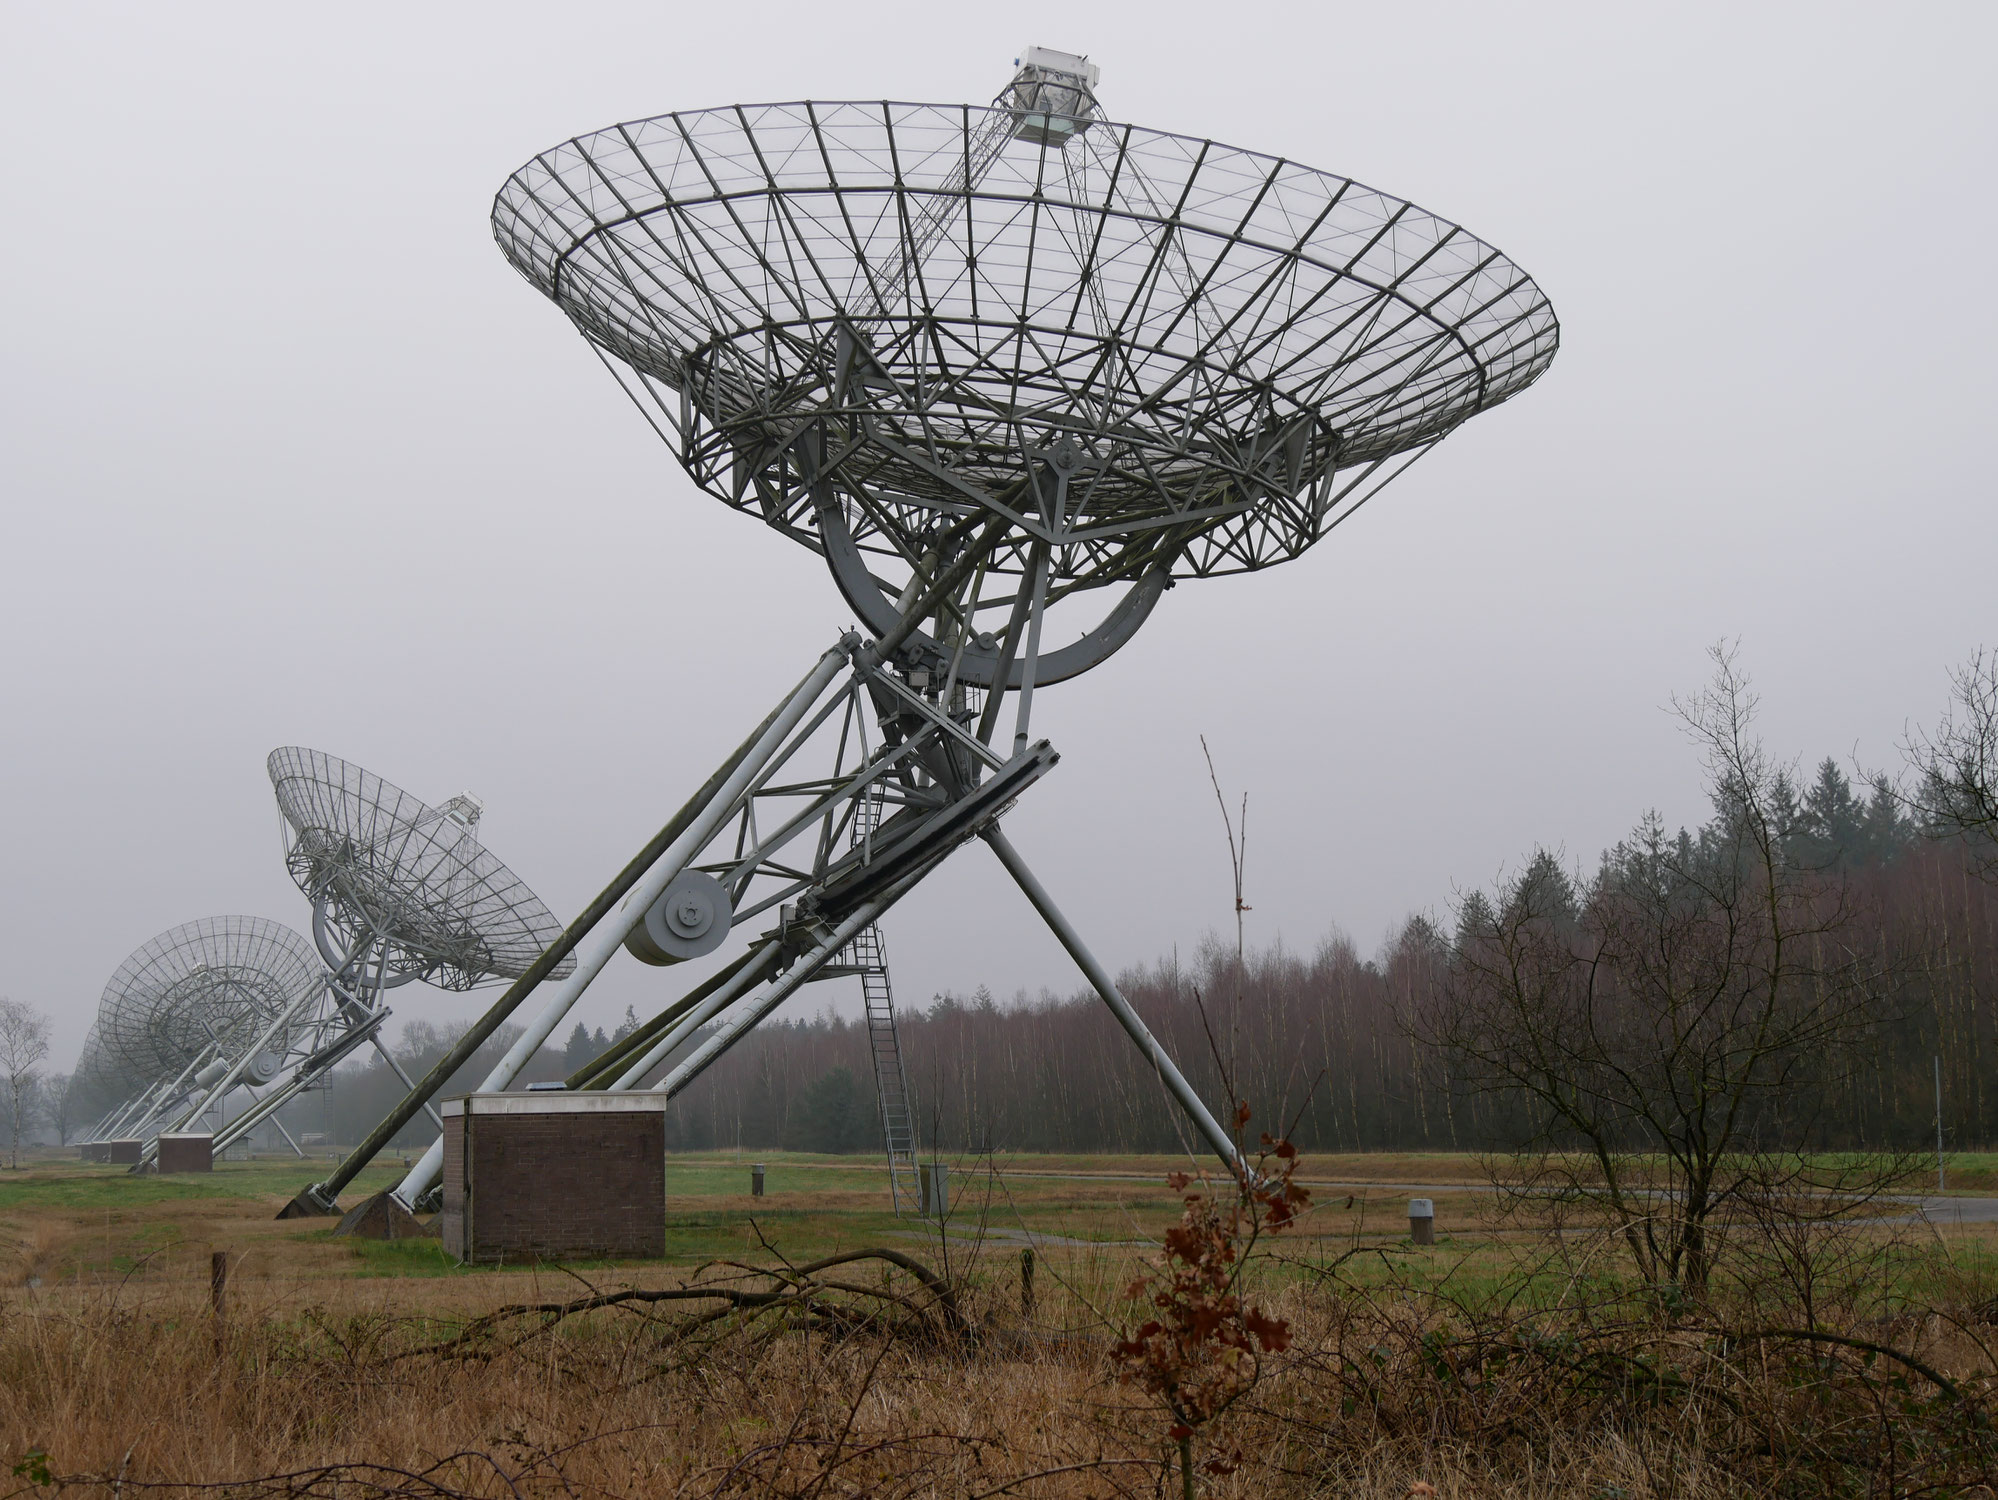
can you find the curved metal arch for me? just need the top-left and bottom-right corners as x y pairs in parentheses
(310, 897), (426, 993)
(814, 492), (1170, 685)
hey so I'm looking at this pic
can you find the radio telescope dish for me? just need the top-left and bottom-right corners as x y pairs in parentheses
(296, 50), (1561, 1223)
(97, 916), (322, 1083)
(268, 748), (573, 992)
(82, 916), (331, 1157)
(70, 1024), (145, 1129)
(493, 71), (1556, 684)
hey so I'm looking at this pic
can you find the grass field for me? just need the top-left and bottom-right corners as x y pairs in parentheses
(3, 1142), (1978, 1288)
(0, 1146), (1499, 1285)
(5, 1147), (1998, 1497)
(0, 1144), (1987, 1318)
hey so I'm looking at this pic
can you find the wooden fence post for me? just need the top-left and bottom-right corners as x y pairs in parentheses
(210, 1250), (228, 1356)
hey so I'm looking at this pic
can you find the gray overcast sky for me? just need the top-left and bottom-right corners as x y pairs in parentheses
(3, 1), (1993, 1071)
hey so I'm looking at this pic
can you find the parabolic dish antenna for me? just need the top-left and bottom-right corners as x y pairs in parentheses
(272, 746), (576, 1216)
(96, 915), (321, 1081)
(82, 915), (328, 1158)
(268, 748), (574, 991)
(492, 68), (1556, 682)
(89, 749), (574, 1174)
(72, 1024), (149, 1125)
(294, 49), (1560, 1222)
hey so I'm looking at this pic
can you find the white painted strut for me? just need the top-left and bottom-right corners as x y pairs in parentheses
(654, 894), (905, 1099)
(983, 824), (1245, 1178)
(606, 939), (783, 1090)
(386, 641), (855, 1209)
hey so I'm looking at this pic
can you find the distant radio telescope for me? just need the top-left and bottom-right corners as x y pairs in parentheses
(83, 915), (324, 1160)
(268, 747), (573, 992)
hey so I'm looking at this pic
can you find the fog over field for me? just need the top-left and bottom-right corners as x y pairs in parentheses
(2, 1), (1993, 1066)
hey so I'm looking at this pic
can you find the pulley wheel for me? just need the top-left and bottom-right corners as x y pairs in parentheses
(243, 1050), (284, 1087)
(625, 871), (733, 966)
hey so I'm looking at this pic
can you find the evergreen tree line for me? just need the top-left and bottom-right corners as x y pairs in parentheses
(629, 760), (1998, 1156)
(42, 655), (1998, 1166)
(207, 752), (1998, 1158)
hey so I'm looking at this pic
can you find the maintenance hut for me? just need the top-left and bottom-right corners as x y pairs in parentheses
(440, 1092), (667, 1263)
(157, 1133), (213, 1173)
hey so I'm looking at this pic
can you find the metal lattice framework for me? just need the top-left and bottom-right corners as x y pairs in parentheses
(82, 915), (345, 1154)
(493, 87), (1556, 681)
(286, 50), (1561, 1223)
(72, 1023), (147, 1122)
(96, 916), (323, 1084)
(269, 748), (574, 992)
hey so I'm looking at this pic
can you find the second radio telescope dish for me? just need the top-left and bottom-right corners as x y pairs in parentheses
(268, 748), (573, 992)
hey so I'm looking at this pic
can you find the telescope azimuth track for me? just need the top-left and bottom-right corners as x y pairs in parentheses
(289, 48), (1558, 1221)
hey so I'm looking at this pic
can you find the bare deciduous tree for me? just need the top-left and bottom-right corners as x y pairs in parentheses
(1200, 735), (1251, 1083)
(1199, 735), (1250, 970)
(42, 1072), (76, 1146)
(1907, 647), (1998, 879)
(0, 996), (53, 1168)
(1413, 646), (1920, 1292)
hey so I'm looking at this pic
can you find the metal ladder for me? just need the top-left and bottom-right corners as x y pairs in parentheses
(849, 786), (920, 1213)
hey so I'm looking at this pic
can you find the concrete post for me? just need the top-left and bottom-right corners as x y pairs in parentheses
(1408, 1198), (1435, 1246)
(920, 1162), (950, 1217)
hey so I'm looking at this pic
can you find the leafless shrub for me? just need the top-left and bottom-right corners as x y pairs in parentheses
(1413, 645), (1925, 1295)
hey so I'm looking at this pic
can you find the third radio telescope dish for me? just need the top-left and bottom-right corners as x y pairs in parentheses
(83, 914), (334, 1158)
(96, 915), (323, 1088)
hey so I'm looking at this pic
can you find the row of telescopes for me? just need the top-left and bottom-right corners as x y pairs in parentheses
(75, 748), (569, 1169)
(70, 43), (1559, 1205)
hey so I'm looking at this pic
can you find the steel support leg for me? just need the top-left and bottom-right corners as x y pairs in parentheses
(436, 641), (853, 1097)
(981, 825), (1244, 1177)
(606, 940), (784, 1089)
(278, 635), (857, 1218)
(137, 988), (321, 1170)
(204, 1017), (397, 1160)
(389, 878), (926, 1211)
(367, 1033), (444, 1129)
(564, 946), (770, 1090)
(378, 649), (857, 1213)
(654, 883), (922, 1100)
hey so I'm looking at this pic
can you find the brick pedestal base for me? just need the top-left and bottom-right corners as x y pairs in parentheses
(441, 1094), (666, 1263)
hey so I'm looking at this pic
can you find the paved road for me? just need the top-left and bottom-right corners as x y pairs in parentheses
(1900, 1196), (1998, 1223)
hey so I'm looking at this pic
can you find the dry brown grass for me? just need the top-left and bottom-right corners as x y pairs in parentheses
(5, 1223), (1998, 1500)
(7, 1152), (1998, 1497)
